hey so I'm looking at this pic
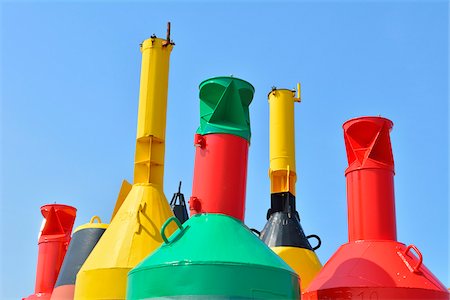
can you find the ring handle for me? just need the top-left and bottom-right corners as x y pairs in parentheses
(90, 216), (102, 223)
(404, 244), (423, 273)
(161, 216), (183, 244)
(306, 234), (322, 251)
(250, 228), (261, 236)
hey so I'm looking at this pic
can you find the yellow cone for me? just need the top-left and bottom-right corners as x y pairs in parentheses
(74, 184), (175, 299)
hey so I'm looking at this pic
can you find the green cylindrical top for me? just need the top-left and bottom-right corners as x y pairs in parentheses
(127, 214), (300, 299)
(197, 76), (254, 141)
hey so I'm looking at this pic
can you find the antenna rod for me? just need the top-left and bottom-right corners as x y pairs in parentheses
(166, 22), (171, 43)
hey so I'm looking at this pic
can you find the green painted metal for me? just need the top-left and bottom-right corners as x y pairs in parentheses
(196, 76), (254, 141)
(127, 214), (300, 299)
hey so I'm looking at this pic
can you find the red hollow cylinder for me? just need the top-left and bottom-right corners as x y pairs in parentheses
(24, 204), (77, 300)
(190, 133), (248, 221)
(344, 116), (396, 241)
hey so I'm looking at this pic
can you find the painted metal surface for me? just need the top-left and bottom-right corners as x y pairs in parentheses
(344, 117), (396, 241)
(74, 184), (176, 299)
(268, 88), (299, 194)
(261, 87), (322, 290)
(303, 116), (449, 299)
(110, 180), (132, 222)
(190, 76), (254, 221)
(127, 214), (301, 299)
(24, 204), (77, 300)
(134, 36), (173, 185)
(190, 133), (249, 221)
(196, 76), (254, 141)
(169, 181), (189, 224)
(304, 241), (449, 299)
(272, 246), (322, 292)
(74, 30), (175, 300)
(127, 76), (300, 299)
(51, 216), (107, 300)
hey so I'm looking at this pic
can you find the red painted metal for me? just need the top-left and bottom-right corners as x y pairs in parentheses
(24, 204), (77, 300)
(344, 117), (396, 241)
(303, 116), (449, 299)
(190, 133), (248, 221)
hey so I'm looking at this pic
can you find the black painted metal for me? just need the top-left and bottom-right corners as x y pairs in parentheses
(260, 192), (318, 250)
(55, 227), (105, 287)
(170, 181), (189, 224)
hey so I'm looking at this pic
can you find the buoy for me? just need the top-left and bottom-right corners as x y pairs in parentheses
(189, 76), (254, 221)
(74, 24), (176, 300)
(260, 87), (322, 290)
(24, 204), (77, 300)
(303, 116), (449, 299)
(128, 76), (301, 299)
(51, 216), (107, 300)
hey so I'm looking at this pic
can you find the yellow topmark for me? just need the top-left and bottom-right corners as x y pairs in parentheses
(74, 31), (176, 300)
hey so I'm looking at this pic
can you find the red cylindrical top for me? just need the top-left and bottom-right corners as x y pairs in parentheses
(343, 116), (397, 242)
(31, 204), (76, 298)
(190, 133), (249, 221)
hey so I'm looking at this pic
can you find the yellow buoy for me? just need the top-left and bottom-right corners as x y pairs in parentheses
(260, 85), (322, 290)
(74, 25), (176, 300)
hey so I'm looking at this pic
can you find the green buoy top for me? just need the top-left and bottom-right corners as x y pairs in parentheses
(197, 76), (254, 142)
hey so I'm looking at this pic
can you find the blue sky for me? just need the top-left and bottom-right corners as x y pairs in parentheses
(1, 1), (448, 298)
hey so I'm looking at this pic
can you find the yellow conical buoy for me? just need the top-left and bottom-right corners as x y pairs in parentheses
(74, 25), (176, 300)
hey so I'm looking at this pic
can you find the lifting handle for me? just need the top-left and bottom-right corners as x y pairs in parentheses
(250, 228), (261, 236)
(306, 234), (322, 251)
(404, 244), (423, 273)
(161, 216), (183, 244)
(90, 216), (102, 223)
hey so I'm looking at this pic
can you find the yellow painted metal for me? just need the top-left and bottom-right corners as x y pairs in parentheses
(74, 35), (176, 300)
(268, 85), (322, 291)
(134, 38), (173, 185)
(268, 88), (300, 194)
(110, 180), (132, 221)
(73, 216), (108, 233)
(272, 246), (322, 290)
(74, 184), (176, 299)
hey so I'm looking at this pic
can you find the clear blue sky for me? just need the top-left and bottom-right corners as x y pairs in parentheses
(1, 1), (448, 298)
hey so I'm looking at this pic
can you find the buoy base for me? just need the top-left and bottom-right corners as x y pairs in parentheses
(74, 268), (129, 300)
(23, 293), (51, 300)
(50, 285), (74, 300)
(304, 241), (449, 299)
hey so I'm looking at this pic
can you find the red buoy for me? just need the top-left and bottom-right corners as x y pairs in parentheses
(303, 116), (449, 300)
(24, 204), (77, 300)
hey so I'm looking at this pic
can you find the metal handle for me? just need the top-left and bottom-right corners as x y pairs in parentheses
(404, 244), (423, 273)
(250, 228), (261, 236)
(161, 216), (183, 244)
(90, 216), (102, 223)
(307, 234), (322, 251)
